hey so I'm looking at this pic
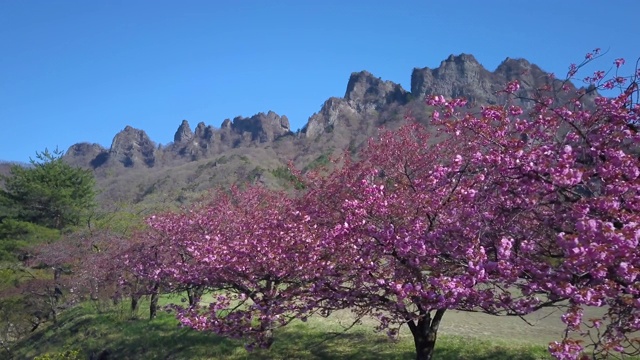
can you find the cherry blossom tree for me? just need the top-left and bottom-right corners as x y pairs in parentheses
(29, 229), (135, 312)
(122, 212), (208, 319)
(144, 186), (345, 349)
(299, 122), (529, 360)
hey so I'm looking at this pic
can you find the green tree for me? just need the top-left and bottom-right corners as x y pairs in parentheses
(0, 148), (96, 231)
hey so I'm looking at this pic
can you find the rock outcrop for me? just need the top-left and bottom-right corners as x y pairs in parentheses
(194, 122), (216, 142)
(410, 54), (586, 109)
(304, 97), (358, 138)
(109, 126), (156, 167)
(345, 71), (409, 110)
(174, 120), (194, 143)
(64, 143), (109, 168)
(411, 54), (501, 105)
(164, 111), (293, 162)
(230, 111), (291, 143)
(304, 72), (407, 138)
(167, 121), (219, 161)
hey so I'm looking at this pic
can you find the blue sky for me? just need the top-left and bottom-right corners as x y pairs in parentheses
(1, 0), (638, 163)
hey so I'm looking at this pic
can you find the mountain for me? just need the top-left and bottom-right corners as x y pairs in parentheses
(163, 111), (293, 164)
(411, 53), (595, 109)
(61, 54), (593, 206)
(0, 161), (17, 179)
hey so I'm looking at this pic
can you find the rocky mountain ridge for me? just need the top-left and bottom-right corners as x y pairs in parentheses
(59, 53), (595, 205)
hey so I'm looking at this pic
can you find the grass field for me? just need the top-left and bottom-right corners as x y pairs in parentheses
(8, 294), (561, 360)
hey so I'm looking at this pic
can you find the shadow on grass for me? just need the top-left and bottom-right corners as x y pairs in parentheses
(10, 305), (232, 360)
(10, 304), (552, 360)
(265, 323), (409, 360)
(433, 347), (549, 360)
(432, 336), (552, 360)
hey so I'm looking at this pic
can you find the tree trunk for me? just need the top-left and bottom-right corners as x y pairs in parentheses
(51, 267), (62, 323)
(130, 294), (141, 318)
(186, 285), (205, 306)
(408, 309), (446, 360)
(263, 328), (274, 349)
(149, 283), (160, 320)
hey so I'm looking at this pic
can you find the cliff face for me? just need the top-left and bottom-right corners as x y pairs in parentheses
(410, 54), (587, 109)
(174, 120), (194, 143)
(345, 71), (409, 109)
(64, 143), (109, 168)
(304, 71), (409, 138)
(411, 54), (498, 104)
(65, 126), (157, 169)
(164, 111), (293, 162)
(108, 126), (156, 168)
(304, 97), (359, 138)
(230, 111), (291, 143)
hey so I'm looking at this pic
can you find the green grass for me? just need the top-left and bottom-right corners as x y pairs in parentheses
(8, 295), (553, 360)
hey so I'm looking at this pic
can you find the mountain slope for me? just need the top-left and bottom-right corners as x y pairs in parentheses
(61, 54), (592, 207)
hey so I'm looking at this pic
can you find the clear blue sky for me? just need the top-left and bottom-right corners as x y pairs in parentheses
(1, 0), (638, 163)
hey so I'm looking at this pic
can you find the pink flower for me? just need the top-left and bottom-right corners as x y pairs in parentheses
(509, 105), (522, 116)
(426, 95), (447, 106)
(505, 80), (520, 93)
(614, 58), (625, 68)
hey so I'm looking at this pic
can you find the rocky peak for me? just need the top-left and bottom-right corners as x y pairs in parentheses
(64, 142), (109, 168)
(495, 57), (543, 82)
(345, 71), (408, 108)
(493, 57), (564, 97)
(303, 72), (408, 139)
(496, 57), (531, 73)
(434, 53), (486, 81)
(194, 122), (206, 138)
(411, 53), (497, 103)
(193, 122), (216, 141)
(109, 125), (156, 167)
(303, 97), (358, 138)
(230, 111), (291, 143)
(443, 53), (480, 65)
(410, 54), (591, 110)
(174, 120), (193, 143)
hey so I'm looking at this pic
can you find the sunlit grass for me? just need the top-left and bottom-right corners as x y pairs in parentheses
(9, 294), (556, 360)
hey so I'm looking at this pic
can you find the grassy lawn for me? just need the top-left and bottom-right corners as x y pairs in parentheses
(8, 294), (553, 360)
